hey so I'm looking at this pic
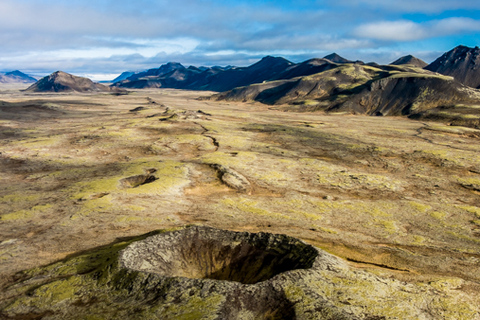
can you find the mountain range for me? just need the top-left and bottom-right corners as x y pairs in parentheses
(15, 45), (480, 128)
(112, 46), (479, 92)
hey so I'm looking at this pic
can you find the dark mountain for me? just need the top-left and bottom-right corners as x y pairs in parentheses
(425, 45), (480, 88)
(126, 62), (186, 82)
(323, 53), (352, 64)
(0, 70), (37, 84)
(25, 71), (122, 93)
(213, 63), (480, 118)
(114, 56), (296, 91)
(391, 55), (427, 68)
(275, 58), (338, 80)
(196, 56), (294, 91)
(112, 71), (136, 83)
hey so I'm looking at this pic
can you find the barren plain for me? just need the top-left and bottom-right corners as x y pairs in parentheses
(1, 87), (480, 318)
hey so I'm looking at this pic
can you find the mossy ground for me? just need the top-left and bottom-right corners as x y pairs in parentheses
(1, 88), (480, 318)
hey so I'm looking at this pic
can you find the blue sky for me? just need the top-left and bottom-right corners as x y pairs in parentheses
(1, 0), (479, 80)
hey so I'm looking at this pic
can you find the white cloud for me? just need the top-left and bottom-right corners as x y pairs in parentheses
(432, 17), (480, 35)
(354, 18), (480, 41)
(354, 21), (428, 41)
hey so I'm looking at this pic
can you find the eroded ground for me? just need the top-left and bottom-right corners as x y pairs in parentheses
(1, 88), (480, 317)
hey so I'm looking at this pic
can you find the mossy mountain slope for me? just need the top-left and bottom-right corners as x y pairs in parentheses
(213, 63), (480, 117)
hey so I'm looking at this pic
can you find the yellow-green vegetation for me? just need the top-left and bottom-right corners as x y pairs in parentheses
(408, 201), (432, 215)
(153, 293), (225, 320)
(316, 171), (404, 191)
(389, 72), (453, 81)
(425, 124), (480, 135)
(71, 195), (113, 219)
(0, 193), (40, 204)
(1, 204), (53, 221)
(374, 219), (398, 235)
(411, 235), (427, 245)
(69, 160), (190, 200)
(220, 197), (293, 220)
(430, 211), (448, 220)
(152, 134), (217, 152)
(457, 205), (480, 218)
(123, 160), (190, 196)
(457, 176), (480, 189)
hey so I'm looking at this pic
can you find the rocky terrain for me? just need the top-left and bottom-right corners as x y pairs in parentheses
(0, 87), (480, 319)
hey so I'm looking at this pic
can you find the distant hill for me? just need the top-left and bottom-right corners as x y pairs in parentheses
(213, 63), (480, 118)
(391, 55), (427, 68)
(0, 70), (37, 84)
(25, 71), (123, 93)
(425, 45), (480, 88)
(323, 53), (353, 64)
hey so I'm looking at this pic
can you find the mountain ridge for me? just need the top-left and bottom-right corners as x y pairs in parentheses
(425, 45), (480, 88)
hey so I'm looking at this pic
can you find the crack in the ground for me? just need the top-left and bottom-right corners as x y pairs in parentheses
(194, 121), (220, 151)
(345, 258), (410, 272)
(414, 123), (478, 152)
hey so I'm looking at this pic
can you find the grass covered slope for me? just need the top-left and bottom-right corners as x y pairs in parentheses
(214, 63), (480, 120)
